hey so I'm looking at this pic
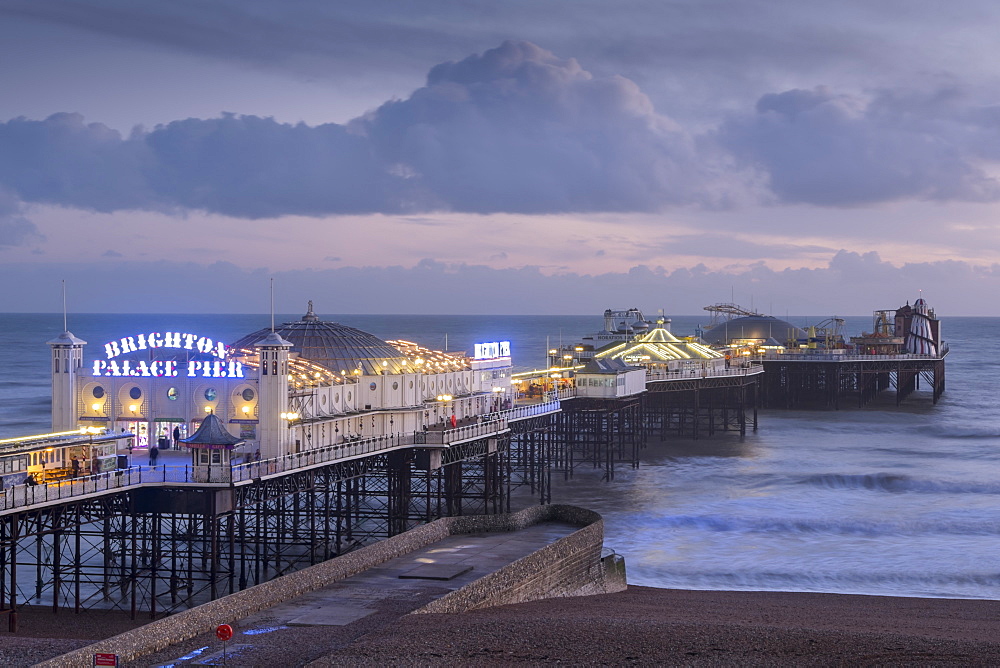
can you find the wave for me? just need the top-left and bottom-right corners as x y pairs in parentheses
(925, 428), (1000, 440)
(630, 566), (1000, 599)
(801, 472), (1000, 494)
(646, 513), (1000, 537)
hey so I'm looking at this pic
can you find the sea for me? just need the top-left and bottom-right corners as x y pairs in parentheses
(2, 312), (998, 600)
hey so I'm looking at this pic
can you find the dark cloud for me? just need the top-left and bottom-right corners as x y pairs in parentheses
(720, 86), (1000, 206)
(0, 0), (470, 80)
(0, 113), (153, 211)
(364, 40), (712, 213)
(0, 188), (43, 247)
(101, 249), (123, 258)
(0, 251), (993, 315)
(2, 40), (1000, 220)
(0, 41), (719, 218)
(144, 114), (390, 216)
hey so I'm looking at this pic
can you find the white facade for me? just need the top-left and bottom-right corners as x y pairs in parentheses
(575, 368), (646, 399)
(52, 321), (513, 461)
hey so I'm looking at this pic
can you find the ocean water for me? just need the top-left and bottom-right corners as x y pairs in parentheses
(2, 312), (998, 600)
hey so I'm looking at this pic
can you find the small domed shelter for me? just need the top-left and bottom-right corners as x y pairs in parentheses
(179, 412), (244, 483)
(701, 315), (806, 347)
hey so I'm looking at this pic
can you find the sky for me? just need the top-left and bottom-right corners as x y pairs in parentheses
(2, 1), (1000, 317)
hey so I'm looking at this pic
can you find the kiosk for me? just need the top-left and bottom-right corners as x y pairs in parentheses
(179, 413), (243, 483)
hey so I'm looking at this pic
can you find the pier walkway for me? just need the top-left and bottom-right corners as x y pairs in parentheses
(0, 401), (562, 515)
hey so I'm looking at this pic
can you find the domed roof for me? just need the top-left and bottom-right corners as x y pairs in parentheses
(702, 315), (806, 346)
(230, 302), (410, 374)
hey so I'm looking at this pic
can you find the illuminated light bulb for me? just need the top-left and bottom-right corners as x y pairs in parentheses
(92, 403), (101, 411)
(129, 405), (137, 413)
(242, 405), (250, 414)
(204, 406), (212, 413)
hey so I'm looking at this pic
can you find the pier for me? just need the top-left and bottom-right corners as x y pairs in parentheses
(0, 299), (944, 631)
(0, 370), (756, 629)
(760, 350), (947, 409)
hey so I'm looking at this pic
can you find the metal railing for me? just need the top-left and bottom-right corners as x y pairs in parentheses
(1, 397), (571, 513)
(644, 366), (764, 382)
(232, 432), (416, 482)
(760, 351), (947, 362)
(0, 465), (199, 514)
(234, 414), (520, 482)
(504, 400), (563, 419)
(415, 417), (510, 445)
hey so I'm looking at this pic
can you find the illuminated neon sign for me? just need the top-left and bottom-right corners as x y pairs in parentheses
(102, 332), (228, 360)
(94, 331), (244, 378)
(474, 341), (511, 359)
(92, 360), (245, 378)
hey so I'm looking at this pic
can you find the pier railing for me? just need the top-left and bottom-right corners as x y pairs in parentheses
(231, 432), (417, 482)
(2, 405), (557, 513)
(505, 400), (563, 419)
(760, 350), (948, 362)
(234, 415), (517, 481)
(0, 467), (155, 514)
(414, 417), (510, 445)
(645, 366), (765, 382)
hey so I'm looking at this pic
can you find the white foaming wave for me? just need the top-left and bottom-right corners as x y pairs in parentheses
(644, 513), (1000, 537)
(629, 566), (1000, 599)
(801, 472), (1000, 494)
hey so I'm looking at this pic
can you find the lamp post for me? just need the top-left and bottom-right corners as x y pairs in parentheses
(436, 394), (453, 428)
(491, 385), (505, 414)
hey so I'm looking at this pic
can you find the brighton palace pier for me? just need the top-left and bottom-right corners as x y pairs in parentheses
(0, 301), (945, 627)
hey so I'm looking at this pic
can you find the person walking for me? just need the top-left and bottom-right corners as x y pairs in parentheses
(173, 425), (181, 448)
(71, 455), (80, 478)
(149, 444), (159, 466)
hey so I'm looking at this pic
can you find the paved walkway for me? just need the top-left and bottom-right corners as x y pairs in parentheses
(138, 521), (578, 667)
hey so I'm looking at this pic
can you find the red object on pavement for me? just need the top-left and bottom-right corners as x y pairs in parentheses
(216, 624), (233, 641)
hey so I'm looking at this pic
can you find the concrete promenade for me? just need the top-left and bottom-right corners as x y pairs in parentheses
(139, 523), (578, 666)
(37, 504), (621, 667)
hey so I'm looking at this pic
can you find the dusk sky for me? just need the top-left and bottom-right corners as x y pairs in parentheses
(2, 1), (1000, 316)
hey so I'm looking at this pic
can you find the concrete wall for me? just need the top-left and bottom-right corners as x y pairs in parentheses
(38, 504), (621, 668)
(414, 505), (626, 614)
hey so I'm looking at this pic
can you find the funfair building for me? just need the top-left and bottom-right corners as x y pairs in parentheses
(50, 303), (513, 462)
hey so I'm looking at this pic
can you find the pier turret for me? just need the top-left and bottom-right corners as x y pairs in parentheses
(47, 330), (86, 431)
(255, 331), (294, 459)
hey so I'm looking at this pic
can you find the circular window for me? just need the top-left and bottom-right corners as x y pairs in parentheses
(392, 382), (399, 390)
(241, 388), (255, 402)
(321, 394), (327, 406)
(409, 381), (414, 389)
(204, 388), (217, 401)
(335, 393), (340, 402)
(167, 387), (178, 401)
(346, 391), (352, 401)
(369, 382), (377, 391)
(92, 386), (105, 399)
(129, 387), (142, 400)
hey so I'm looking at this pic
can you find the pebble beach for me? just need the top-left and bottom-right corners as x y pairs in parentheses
(7, 586), (1000, 666)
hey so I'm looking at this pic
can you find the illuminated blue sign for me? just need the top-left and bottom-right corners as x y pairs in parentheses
(474, 341), (511, 360)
